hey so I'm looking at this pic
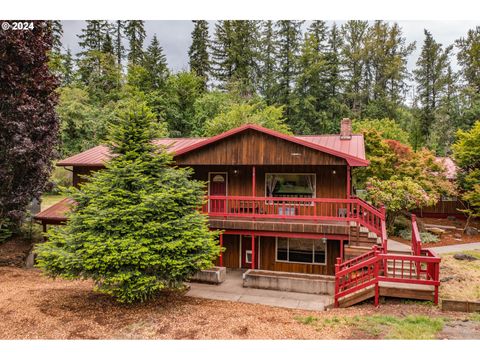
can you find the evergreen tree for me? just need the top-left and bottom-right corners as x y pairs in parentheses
(188, 20), (210, 89)
(77, 20), (111, 55)
(0, 21), (59, 227)
(294, 30), (329, 133)
(141, 35), (169, 90)
(102, 32), (114, 55)
(62, 48), (75, 85)
(125, 20), (146, 65)
(258, 20), (277, 105)
(413, 29), (452, 142)
(324, 22), (349, 127)
(210, 20), (260, 95)
(341, 20), (369, 117)
(113, 20), (126, 67)
(48, 20), (63, 53)
(275, 20), (304, 127)
(36, 101), (220, 303)
(456, 26), (480, 93)
(364, 21), (415, 117)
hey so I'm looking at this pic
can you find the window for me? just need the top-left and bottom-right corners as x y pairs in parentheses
(265, 173), (316, 199)
(276, 237), (326, 265)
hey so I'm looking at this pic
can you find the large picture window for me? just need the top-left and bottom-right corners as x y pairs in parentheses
(276, 237), (326, 265)
(265, 173), (316, 199)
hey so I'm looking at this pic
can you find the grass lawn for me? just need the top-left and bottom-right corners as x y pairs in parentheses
(40, 194), (65, 210)
(295, 314), (445, 339)
(439, 250), (480, 301)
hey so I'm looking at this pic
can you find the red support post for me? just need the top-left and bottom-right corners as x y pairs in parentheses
(346, 165), (351, 199)
(252, 166), (256, 220)
(373, 246), (380, 307)
(219, 233), (224, 267)
(251, 233), (255, 270)
(334, 257), (341, 308)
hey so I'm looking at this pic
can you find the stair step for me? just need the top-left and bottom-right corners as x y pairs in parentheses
(337, 285), (375, 308)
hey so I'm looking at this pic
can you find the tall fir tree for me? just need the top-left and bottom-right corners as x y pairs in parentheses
(210, 20), (260, 95)
(456, 26), (480, 93)
(142, 35), (169, 90)
(48, 20), (63, 53)
(294, 29), (330, 134)
(340, 20), (369, 117)
(258, 20), (277, 105)
(125, 20), (146, 65)
(62, 48), (75, 85)
(275, 20), (304, 128)
(188, 20), (210, 89)
(113, 20), (126, 67)
(77, 20), (111, 55)
(414, 29), (452, 142)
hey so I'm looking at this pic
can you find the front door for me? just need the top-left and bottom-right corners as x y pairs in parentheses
(209, 172), (227, 213)
(241, 235), (260, 269)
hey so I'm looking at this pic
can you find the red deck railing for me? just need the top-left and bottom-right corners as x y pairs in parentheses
(203, 195), (386, 238)
(334, 215), (441, 307)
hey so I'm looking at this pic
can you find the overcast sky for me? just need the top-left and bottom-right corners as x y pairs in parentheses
(61, 20), (480, 75)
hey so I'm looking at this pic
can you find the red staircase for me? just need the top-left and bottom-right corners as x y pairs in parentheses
(334, 214), (441, 308)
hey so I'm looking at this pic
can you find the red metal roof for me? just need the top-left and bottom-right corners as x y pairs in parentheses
(56, 124), (367, 167)
(34, 198), (75, 223)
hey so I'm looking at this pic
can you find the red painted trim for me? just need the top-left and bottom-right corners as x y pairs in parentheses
(219, 233), (223, 267)
(218, 229), (347, 240)
(173, 124), (369, 166)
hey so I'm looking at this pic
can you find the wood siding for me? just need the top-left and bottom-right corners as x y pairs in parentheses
(190, 165), (347, 199)
(259, 237), (339, 275)
(73, 166), (103, 187)
(216, 234), (240, 268)
(175, 129), (346, 166)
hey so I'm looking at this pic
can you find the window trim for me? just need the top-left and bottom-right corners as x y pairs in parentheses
(275, 237), (327, 265)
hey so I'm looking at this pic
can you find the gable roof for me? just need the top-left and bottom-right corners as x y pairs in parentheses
(57, 124), (368, 167)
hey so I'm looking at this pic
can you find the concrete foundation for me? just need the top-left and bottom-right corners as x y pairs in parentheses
(190, 267), (226, 284)
(243, 269), (335, 295)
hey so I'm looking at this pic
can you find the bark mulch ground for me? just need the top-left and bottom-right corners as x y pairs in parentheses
(0, 266), (478, 340)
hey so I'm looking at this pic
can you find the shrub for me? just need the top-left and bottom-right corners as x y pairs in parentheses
(398, 229), (439, 244)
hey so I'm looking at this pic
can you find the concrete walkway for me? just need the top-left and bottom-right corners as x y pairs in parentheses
(186, 270), (332, 311)
(429, 242), (480, 254)
(387, 239), (411, 252)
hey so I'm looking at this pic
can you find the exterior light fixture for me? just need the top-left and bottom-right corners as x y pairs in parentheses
(233, 169), (239, 175)
(332, 170), (337, 175)
(321, 237), (327, 243)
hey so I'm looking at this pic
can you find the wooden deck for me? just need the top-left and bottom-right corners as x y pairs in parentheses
(208, 216), (350, 235)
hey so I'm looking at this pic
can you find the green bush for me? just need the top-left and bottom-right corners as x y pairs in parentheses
(393, 215), (410, 235)
(398, 229), (439, 244)
(48, 166), (72, 195)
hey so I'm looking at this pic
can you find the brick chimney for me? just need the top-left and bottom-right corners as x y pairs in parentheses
(340, 118), (352, 140)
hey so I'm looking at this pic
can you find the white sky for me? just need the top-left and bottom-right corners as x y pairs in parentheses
(61, 20), (479, 74)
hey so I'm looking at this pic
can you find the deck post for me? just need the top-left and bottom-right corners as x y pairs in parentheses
(219, 233), (223, 267)
(334, 257), (341, 308)
(373, 246), (380, 307)
(252, 166), (256, 219)
(251, 233), (255, 270)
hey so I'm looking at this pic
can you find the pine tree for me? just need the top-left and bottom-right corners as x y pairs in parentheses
(62, 48), (75, 85)
(275, 20), (304, 127)
(188, 20), (210, 89)
(77, 20), (111, 55)
(414, 29), (452, 142)
(113, 20), (126, 67)
(36, 101), (220, 303)
(258, 20), (277, 105)
(125, 20), (146, 65)
(210, 20), (260, 95)
(324, 22), (348, 127)
(341, 20), (369, 117)
(456, 26), (480, 93)
(102, 32), (114, 55)
(48, 20), (63, 53)
(294, 30), (329, 134)
(142, 34), (169, 90)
